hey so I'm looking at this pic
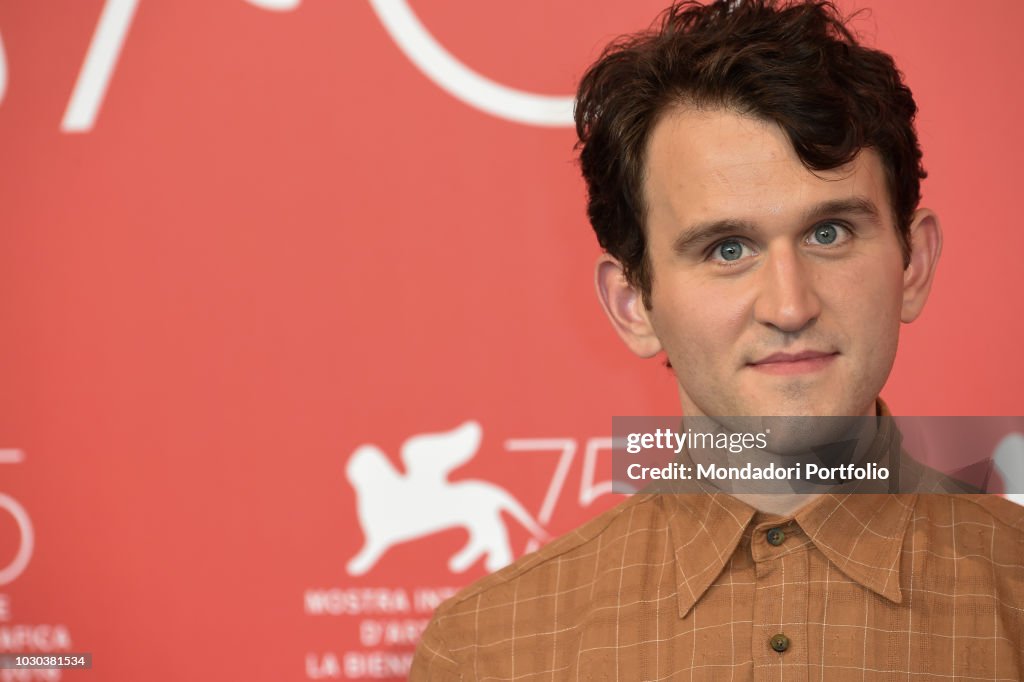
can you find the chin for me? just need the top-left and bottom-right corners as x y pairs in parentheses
(744, 392), (854, 418)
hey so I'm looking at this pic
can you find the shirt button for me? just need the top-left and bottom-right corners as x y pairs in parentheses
(766, 527), (785, 546)
(770, 633), (790, 653)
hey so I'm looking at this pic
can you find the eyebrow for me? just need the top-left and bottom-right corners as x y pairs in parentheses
(671, 197), (883, 254)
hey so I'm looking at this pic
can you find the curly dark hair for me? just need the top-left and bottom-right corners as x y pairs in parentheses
(575, 0), (925, 308)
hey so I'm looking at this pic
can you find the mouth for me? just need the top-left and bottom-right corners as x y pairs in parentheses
(747, 350), (839, 376)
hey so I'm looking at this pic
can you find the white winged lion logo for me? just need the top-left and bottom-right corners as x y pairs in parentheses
(346, 421), (549, 575)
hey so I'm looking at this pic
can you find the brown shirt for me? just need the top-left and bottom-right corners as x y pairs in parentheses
(411, 487), (1024, 680)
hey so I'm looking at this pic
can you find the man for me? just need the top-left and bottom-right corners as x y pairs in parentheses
(411, 1), (1024, 678)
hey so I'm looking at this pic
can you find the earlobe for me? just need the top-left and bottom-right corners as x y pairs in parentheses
(901, 208), (943, 323)
(594, 254), (663, 357)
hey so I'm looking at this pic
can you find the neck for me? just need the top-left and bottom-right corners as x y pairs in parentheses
(728, 491), (820, 516)
(675, 403), (884, 509)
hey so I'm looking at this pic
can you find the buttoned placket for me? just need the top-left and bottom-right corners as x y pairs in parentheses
(750, 517), (810, 681)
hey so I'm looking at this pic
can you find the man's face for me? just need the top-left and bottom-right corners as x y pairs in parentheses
(639, 107), (907, 418)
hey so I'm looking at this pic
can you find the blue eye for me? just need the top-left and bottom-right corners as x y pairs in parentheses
(809, 222), (848, 245)
(715, 240), (745, 261)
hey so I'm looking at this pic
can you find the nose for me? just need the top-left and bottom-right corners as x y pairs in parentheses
(753, 246), (822, 333)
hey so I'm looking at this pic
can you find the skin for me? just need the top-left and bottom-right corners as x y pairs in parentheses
(596, 106), (943, 514)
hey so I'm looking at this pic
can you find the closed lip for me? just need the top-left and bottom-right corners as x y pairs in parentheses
(749, 350), (838, 365)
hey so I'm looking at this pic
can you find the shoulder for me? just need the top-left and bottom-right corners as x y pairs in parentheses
(410, 494), (668, 677)
(438, 493), (665, 614)
(906, 495), (1024, 628)
(964, 495), (1024, 532)
(912, 493), (1024, 536)
(907, 495), (1024, 601)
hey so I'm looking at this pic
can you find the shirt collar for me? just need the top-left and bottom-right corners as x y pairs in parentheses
(794, 492), (915, 604)
(664, 399), (916, 618)
(664, 491), (756, 619)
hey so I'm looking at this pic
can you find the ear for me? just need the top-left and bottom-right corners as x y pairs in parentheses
(901, 208), (942, 323)
(595, 254), (663, 357)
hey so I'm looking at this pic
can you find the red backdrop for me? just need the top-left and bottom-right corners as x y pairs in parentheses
(1, 1), (1022, 680)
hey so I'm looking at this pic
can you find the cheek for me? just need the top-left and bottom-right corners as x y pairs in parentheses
(827, 256), (904, 346)
(649, 290), (749, 366)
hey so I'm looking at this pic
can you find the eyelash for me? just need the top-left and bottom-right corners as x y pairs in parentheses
(706, 221), (853, 264)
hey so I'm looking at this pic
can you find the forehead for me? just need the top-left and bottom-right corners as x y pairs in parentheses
(642, 106), (890, 229)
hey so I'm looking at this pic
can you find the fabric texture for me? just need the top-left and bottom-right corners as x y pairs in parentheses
(410, 418), (1024, 680)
